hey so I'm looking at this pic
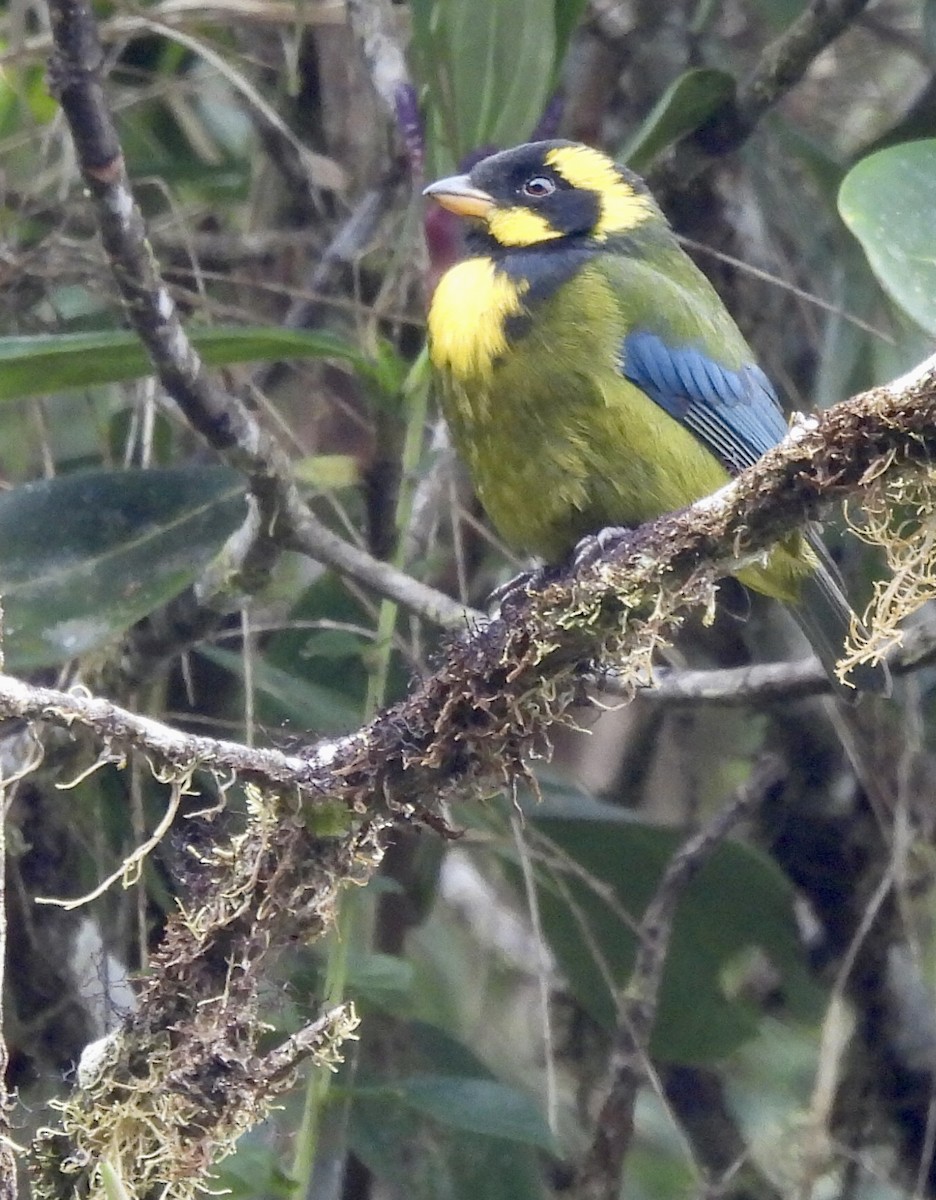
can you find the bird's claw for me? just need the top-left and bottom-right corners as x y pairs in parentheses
(488, 566), (549, 615)
(571, 525), (632, 571)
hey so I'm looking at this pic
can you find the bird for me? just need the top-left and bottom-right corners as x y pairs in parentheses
(423, 139), (889, 697)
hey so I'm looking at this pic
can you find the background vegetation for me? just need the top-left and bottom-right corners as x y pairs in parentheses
(1, 0), (936, 1198)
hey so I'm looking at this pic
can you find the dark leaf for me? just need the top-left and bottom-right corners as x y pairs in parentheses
(0, 467), (244, 668)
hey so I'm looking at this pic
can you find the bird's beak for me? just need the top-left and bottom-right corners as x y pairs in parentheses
(423, 174), (495, 219)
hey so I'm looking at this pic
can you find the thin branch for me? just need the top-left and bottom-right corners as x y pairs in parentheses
(259, 1004), (360, 1088)
(282, 513), (477, 628)
(511, 815), (559, 1135)
(573, 756), (785, 1200)
(677, 236), (893, 342)
(622, 617), (936, 705)
(757, 706), (936, 1196)
(254, 170), (404, 388)
(47, 0), (290, 490)
(0, 674), (329, 792)
(3, 0), (346, 65)
(346, 0), (424, 174)
(661, 0), (872, 177)
(735, 0), (872, 135)
(122, 494), (477, 685)
(636, 655), (828, 704)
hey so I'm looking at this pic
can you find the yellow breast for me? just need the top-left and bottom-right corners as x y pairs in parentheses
(427, 258), (528, 381)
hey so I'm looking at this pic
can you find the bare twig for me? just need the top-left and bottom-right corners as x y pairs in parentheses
(0, 673), (336, 791)
(122, 493), (477, 684)
(588, 0), (871, 168)
(757, 705), (936, 1196)
(618, 617), (936, 705)
(282, 513), (476, 628)
(47, 0), (292, 494)
(251, 168), (405, 397)
(636, 655), (828, 703)
(4, 1), (345, 64)
(734, 0), (872, 136)
(574, 757), (785, 1200)
(260, 1004), (360, 1087)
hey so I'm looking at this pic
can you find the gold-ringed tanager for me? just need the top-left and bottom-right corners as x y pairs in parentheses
(423, 140), (888, 696)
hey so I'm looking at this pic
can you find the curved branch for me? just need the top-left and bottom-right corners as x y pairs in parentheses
(0, 674), (322, 790)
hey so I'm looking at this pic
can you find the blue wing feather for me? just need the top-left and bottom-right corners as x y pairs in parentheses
(621, 330), (787, 475)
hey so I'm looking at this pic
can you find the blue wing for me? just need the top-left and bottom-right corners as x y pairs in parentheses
(620, 330), (787, 475)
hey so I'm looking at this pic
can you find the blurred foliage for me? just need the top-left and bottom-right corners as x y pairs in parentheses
(1, 0), (935, 1198)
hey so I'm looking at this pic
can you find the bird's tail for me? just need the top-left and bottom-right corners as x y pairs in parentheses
(789, 532), (891, 700)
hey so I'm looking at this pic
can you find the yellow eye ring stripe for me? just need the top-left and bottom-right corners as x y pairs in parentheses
(545, 144), (653, 238)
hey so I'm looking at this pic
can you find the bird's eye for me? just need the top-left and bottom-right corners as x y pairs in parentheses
(522, 175), (556, 199)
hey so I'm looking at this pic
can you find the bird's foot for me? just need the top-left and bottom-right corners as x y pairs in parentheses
(488, 565), (553, 615)
(571, 525), (633, 572)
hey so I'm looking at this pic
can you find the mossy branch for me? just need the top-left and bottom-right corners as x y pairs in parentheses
(6, 363), (934, 844)
(9, 352), (935, 1197)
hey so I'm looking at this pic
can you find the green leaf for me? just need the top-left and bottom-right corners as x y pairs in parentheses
(408, 1020), (500, 1079)
(413, 0), (557, 162)
(210, 1134), (295, 1200)
(367, 337), (412, 404)
(201, 645), (361, 736)
(0, 326), (368, 402)
(299, 629), (369, 660)
(839, 140), (936, 334)
(506, 797), (822, 1063)
(0, 467), (244, 668)
(619, 68), (736, 173)
(367, 1076), (557, 1152)
(347, 1024), (550, 1197)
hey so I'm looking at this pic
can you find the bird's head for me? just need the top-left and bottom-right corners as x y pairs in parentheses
(423, 140), (660, 251)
